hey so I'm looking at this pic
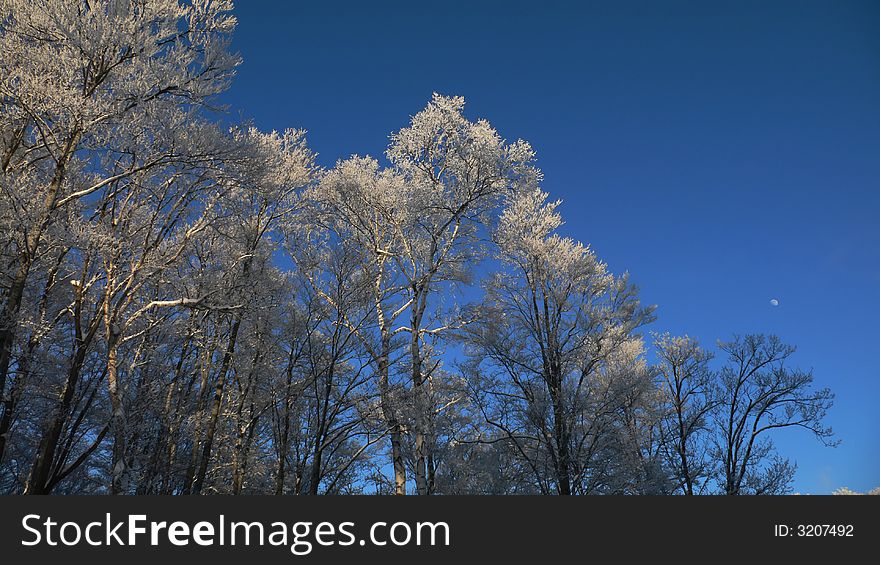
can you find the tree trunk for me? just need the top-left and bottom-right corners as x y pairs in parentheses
(275, 396), (291, 495)
(232, 362), (258, 495)
(309, 441), (323, 496)
(0, 364), (21, 465)
(191, 316), (241, 495)
(24, 282), (100, 495)
(0, 249), (66, 464)
(410, 297), (430, 495)
(182, 346), (212, 495)
(232, 412), (258, 495)
(159, 337), (194, 494)
(106, 330), (126, 494)
(0, 132), (79, 410)
(0, 259), (30, 420)
(24, 344), (91, 494)
(377, 338), (406, 495)
(550, 367), (572, 496)
(676, 405), (694, 495)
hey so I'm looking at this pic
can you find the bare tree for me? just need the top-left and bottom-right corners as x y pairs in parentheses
(712, 334), (835, 495)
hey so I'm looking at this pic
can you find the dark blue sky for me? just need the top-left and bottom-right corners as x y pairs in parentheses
(220, 0), (880, 493)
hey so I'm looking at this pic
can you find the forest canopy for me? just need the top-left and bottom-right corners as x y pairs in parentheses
(0, 0), (836, 495)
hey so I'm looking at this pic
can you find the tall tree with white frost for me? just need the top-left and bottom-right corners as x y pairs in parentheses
(654, 333), (716, 495)
(302, 157), (412, 494)
(384, 94), (539, 494)
(305, 95), (539, 494)
(462, 188), (655, 494)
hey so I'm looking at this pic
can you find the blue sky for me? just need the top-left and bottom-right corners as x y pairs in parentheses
(219, 0), (880, 493)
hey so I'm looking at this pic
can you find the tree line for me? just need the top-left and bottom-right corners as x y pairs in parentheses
(0, 0), (835, 495)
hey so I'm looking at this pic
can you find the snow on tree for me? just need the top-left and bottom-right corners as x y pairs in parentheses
(461, 187), (656, 494)
(0, 4), (839, 495)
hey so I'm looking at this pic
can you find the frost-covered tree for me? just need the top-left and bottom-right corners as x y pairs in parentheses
(600, 338), (670, 494)
(301, 157), (412, 494)
(384, 94), (539, 494)
(653, 333), (716, 495)
(462, 188), (655, 494)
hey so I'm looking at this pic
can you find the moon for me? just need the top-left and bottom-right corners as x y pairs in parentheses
(770, 299), (779, 307)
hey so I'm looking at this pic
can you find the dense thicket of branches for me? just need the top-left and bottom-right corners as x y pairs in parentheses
(0, 1), (835, 495)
